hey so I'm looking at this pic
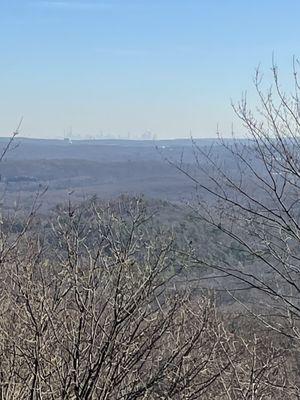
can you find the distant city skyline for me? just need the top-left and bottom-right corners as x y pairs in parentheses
(61, 128), (157, 140)
(0, 0), (299, 139)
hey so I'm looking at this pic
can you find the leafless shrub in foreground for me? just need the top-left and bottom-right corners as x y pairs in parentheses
(0, 198), (223, 399)
(0, 197), (295, 398)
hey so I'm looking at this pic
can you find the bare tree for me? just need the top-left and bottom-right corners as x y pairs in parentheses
(172, 59), (300, 352)
(0, 192), (296, 398)
(0, 197), (231, 399)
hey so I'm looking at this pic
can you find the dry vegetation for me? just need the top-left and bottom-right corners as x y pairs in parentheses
(1, 62), (300, 398)
(0, 197), (297, 399)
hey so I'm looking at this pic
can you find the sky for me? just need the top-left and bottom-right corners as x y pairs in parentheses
(0, 0), (299, 139)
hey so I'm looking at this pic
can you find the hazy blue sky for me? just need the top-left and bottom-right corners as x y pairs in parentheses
(0, 0), (299, 138)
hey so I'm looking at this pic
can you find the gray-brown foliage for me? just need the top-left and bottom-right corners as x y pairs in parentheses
(0, 197), (295, 399)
